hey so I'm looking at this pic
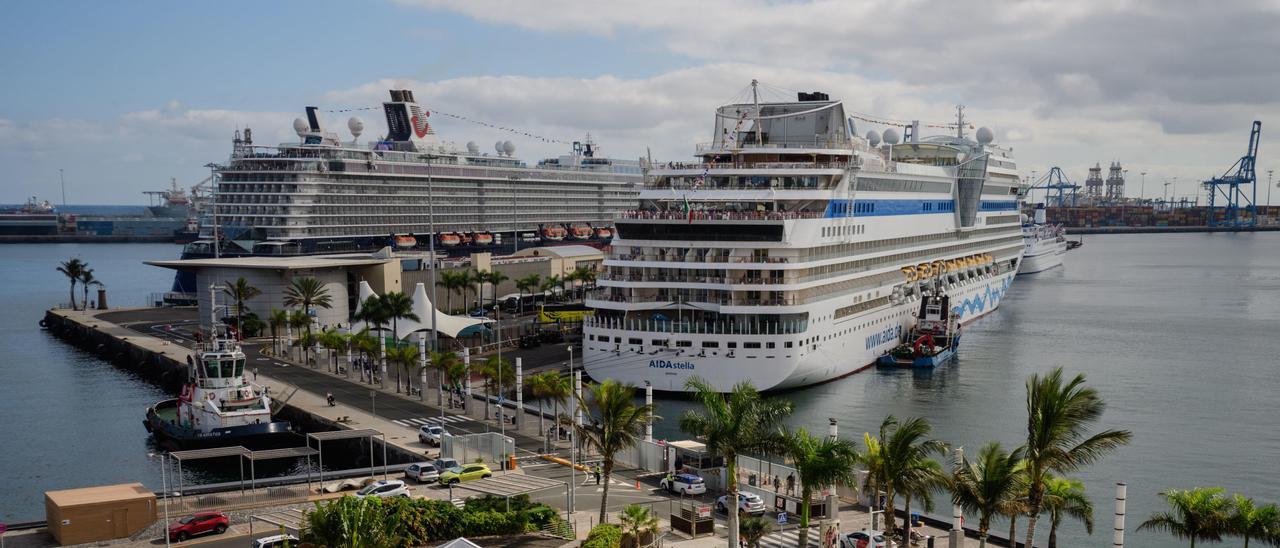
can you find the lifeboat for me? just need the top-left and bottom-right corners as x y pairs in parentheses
(543, 226), (567, 241)
(594, 227), (613, 239)
(473, 232), (494, 246)
(901, 266), (917, 282)
(571, 225), (593, 240)
(459, 233), (474, 246)
(394, 235), (417, 249)
(439, 233), (461, 246)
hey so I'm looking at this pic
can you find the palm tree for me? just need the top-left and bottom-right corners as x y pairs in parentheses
(950, 442), (1025, 548)
(543, 274), (563, 301)
(429, 350), (462, 407)
(1041, 475), (1093, 548)
(282, 277), (333, 342)
(739, 516), (772, 548)
(515, 274), (541, 315)
(1226, 494), (1280, 548)
(435, 271), (459, 314)
(459, 270), (480, 312)
(287, 310), (312, 363)
(679, 378), (794, 548)
(1021, 368), (1132, 547)
(571, 266), (597, 300)
(1138, 487), (1232, 548)
(293, 331), (319, 367)
(379, 291), (419, 391)
(619, 504), (661, 548)
(268, 309), (288, 354)
(527, 371), (558, 442)
(442, 357), (470, 410)
(480, 355), (514, 421)
(861, 416), (947, 539)
(575, 380), (659, 524)
(56, 258), (85, 310)
(301, 495), (391, 547)
(317, 328), (348, 373)
(354, 295), (391, 387)
(78, 269), (102, 311)
(385, 344), (421, 395)
(783, 427), (860, 547)
(222, 277), (261, 338)
(349, 328), (377, 383)
(482, 270), (510, 311)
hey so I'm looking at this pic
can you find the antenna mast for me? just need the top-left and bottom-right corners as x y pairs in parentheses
(751, 79), (763, 146)
(955, 105), (966, 139)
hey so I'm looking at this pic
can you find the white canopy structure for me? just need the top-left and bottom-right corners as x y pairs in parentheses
(352, 281), (492, 339)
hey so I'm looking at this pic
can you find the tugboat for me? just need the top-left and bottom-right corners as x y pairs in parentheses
(144, 322), (290, 448)
(878, 293), (961, 368)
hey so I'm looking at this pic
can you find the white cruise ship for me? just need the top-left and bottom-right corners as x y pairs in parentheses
(1017, 203), (1068, 274)
(185, 89), (640, 260)
(582, 84), (1025, 392)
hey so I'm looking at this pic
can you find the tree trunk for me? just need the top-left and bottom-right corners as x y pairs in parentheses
(538, 399), (545, 443)
(798, 487), (812, 548)
(599, 459), (614, 524)
(883, 484), (896, 545)
(1048, 519), (1058, 548)
(437, 368), (444, 407)
(1025, 486), (1043, 548)
(484, 380), (491, 420)
(69, 281), (77, 310)
(1008, 515), (1017, 548)
(903, 494), (912, 543)
(978, 524), (988, 548)
(726, 453), (739, 548)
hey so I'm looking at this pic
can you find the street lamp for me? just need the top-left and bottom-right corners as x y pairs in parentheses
(203, 163), (221, 259)
(567, 344), (576, 513)
(1268, 169), (1274, 208)
(1140, 171), (1147, 201)
(148, 452), (172, 548)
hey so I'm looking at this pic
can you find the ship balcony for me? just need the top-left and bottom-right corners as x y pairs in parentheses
(694, 139), (853, 154)
(616, 209), (822, 222)
(584, 313), (808, 336)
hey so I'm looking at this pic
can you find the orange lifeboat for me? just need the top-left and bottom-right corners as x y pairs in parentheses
(571, 225), (593, 240)
(473, 232), (494, 246)
(595, 227), (613, 239)
(394, 235), (417, 249)
(543, 226), (567, 241)
(438, 233), (461, 246)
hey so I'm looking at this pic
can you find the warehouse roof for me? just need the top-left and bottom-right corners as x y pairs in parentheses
(512, 245), (602, 260)
(145, 255), (392, 271)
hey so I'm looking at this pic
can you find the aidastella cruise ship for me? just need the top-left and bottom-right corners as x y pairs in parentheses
(582, 83), (1024, 392)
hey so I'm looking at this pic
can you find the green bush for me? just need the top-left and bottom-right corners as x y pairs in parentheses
(303, 494), (555, 545)
(583, 523), (623, 548)
(460, 510), (529, 536)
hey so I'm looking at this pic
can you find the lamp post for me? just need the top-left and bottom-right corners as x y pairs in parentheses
(567, 345), (576, 513)
(1267, 169), (1274, 208)
(1140, 171), (1147, 201)
(203, 163), (221, 259)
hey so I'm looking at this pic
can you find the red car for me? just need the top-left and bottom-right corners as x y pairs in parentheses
(168, 511), (229, 542)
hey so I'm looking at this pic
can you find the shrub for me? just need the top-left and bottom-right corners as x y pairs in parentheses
(583, 523), (623, 548)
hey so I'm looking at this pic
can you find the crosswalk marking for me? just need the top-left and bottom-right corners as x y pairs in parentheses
(757, 529), (821, 548)
(391, 415), (469, 427)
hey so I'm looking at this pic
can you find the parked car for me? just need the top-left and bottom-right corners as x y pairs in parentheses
(434, 457), (460, 471)
(659, 473), (707, 495)
(418, 425), (446, 446)
(841, 529), (893, 548)
(250, 534), (300, 548)
(716, 492), (766, 516)
(403, 462), (440, 483)
(518, 334), (541, 349)
(168, 511), (228, 542)
(354, 479), (411, 499)
(438, 463), (493, 485)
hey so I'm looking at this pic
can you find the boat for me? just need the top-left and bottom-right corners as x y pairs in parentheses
(473, 232), (494, 246)
(0, 197), (59, 236)
(542, 226), (567, 241)
(394, 234), (418, 249)
(439, 233), (461, 246)
(583, 84), (1023, 392)
(594, 227), (612, 239)
(144, 178), (196, 218)
(878, 292), (960, 368)
(1017, 203), (1068, 274)
(571, 225), (593, 240)
(143, 323), (290, 448)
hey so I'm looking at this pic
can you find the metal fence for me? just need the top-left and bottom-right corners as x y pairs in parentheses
(442, 432), (515, 465)
(614, 439), (668, 474)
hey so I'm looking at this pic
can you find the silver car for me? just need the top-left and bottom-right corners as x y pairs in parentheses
(418, 425), (446, 446)
(404, 462), (440, 483)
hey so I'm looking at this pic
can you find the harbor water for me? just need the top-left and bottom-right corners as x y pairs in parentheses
(649, 231), (1280, 547)
(2, 234), (1278, 547)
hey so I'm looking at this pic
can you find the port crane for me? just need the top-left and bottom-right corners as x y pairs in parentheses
(1203, 121), (1260, 228)
(1024, 166), (1080, 208)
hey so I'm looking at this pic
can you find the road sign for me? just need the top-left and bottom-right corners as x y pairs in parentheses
(777, 512), (788, 525)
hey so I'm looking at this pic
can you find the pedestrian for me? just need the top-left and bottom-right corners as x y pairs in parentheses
(786, 473), (795, 496)
(252, 367), (258, 381)
(773, 475), (780, 494)
(593, 464), (601, 485)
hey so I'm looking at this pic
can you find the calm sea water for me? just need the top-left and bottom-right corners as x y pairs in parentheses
(3, 235), (1278, 546)
(649, 232), (1280, 547)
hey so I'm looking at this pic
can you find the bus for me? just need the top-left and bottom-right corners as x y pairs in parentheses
(537, 303), (593, 324)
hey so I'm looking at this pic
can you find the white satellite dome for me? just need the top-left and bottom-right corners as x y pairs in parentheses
(293, 118), (309, 136)
(976, 126), (995, 145)
(495, 141), (505, 155)
(865, 130), (881, 147)
(882, 128), (901, 145)
(347, 117), (364, 139)
(466, 141), (480, 154)
(502, 140), (516, 156)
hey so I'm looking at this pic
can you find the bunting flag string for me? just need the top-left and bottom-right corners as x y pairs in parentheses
(324, 106), (574, 144)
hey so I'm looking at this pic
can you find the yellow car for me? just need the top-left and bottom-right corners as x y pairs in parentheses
(438, 463), (492, 485)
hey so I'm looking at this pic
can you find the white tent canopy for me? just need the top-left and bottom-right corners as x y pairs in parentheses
(351, 281), (492, 339)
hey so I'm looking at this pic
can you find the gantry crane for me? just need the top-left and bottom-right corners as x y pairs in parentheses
(1203, 121), (1260, 228)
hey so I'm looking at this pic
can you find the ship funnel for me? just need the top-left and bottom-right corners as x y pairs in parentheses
(1034, 204), (1047, 224)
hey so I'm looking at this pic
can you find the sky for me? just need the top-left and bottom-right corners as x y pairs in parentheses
(2, 0), (1279, 205)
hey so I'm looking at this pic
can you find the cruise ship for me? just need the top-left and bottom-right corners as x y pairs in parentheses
(173, 89), (641, 291)
(582, 84), (1024, 392)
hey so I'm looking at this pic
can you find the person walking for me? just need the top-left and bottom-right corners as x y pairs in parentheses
(593, 463), (601, 485)
(786, 472), (795, 496)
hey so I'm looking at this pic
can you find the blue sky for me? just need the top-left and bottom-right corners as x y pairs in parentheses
(2, 0), (1277, 204)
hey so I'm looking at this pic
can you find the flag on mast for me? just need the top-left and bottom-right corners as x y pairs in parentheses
(683, 194), (692, 224)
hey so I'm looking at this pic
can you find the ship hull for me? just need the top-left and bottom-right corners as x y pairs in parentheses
(144, 399), (292, 449)
(1017, 240), (1067, 274)
(583, 270), (1015, 392)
